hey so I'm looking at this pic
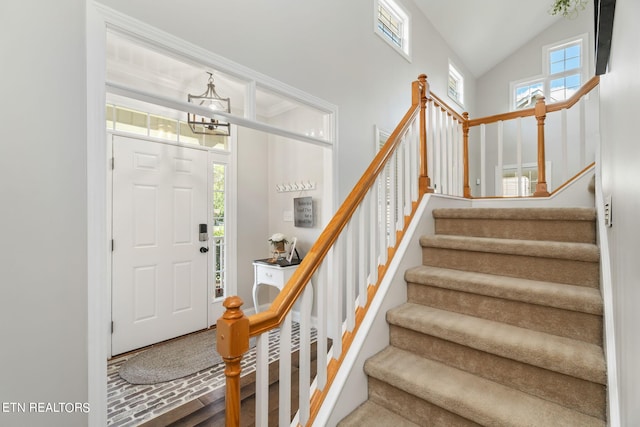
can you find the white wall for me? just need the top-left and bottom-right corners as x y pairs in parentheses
(0, 1), (90, 426)
(236, 127), (270, 308)
(598, 0), (640, 424)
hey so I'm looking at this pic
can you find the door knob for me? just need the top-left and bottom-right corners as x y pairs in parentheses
(200, 247), (209, 253)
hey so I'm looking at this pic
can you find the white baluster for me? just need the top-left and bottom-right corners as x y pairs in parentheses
(378, 172), (388, 266)
(279, 313), (292, 426)
(358, 199), (367, 308)
(433, 106), (442, 193)
(316, 265), (327, 390)
(579, 97), (586, 168)
(404, 132), (411, 215)
(389, 151), (397, 248)
(345, 220), (355, 332)
(446, 113), (452, 194)
(331, 236), (342, 357)
(480, 123), (486, 197)
(298, 286), (312, 425)
(368, 189), (378, 286)
(517, 117), (523, 197)
(255, 333), (269, 427)
(497, 120), (504, 196)
(561, 108), (568, 185)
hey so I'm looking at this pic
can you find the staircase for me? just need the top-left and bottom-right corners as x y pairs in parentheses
(339, 207), (606, 426)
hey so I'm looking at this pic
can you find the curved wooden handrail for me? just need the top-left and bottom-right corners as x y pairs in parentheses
(546, 75), (600, 113)
(467, 75), (600, 127)
(248, 87), (424, 337)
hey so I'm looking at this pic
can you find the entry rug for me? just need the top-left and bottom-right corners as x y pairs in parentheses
(107, 322), (314, 426)
(119, 329), (257, 385)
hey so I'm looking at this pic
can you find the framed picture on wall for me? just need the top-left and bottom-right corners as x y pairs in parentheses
(294, 197), (314, 228)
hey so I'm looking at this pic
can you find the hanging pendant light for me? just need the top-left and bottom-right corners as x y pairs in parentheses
(187, 72), (231, 136)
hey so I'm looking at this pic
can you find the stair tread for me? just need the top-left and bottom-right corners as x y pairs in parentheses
(432, 207), (596, 221)
(365, 346), (605, 427)
(337, 400), (419, 427)
(387, 303), (606, 384)
(420, 234), (599, 262)
(405, 265), (603, 315)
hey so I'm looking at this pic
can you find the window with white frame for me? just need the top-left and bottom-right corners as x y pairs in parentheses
(512, 35), (587, 110)
(448, 62), (464, 106)
(374, 0), (411, 61)
(547, 40), (583, 102)
(514, 79), (544, 109)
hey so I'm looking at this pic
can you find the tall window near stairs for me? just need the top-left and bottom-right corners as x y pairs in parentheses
(374, 0), (411, 61)
(547, 39), (583, 102)
(512, 35), (588, 110)
(448, 61), (465, 106)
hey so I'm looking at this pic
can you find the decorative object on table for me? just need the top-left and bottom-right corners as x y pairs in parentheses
(268, 233), (289, 261)
(548, 0), (587, 18)
(287, 237), (298, 263)
(187, 71), (231, 136)
(294, 196), (314, 228)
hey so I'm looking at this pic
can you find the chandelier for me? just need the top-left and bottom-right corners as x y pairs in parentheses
(187, 72), (231, 136)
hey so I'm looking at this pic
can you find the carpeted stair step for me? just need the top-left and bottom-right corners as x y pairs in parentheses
(433, 207), (596, 243)
(364, 346), (606, 427)
(387, 303), (606, 419)
(405, 265), (603, 344)
(420, 234), (600, 286)
(337, 400), (419, 427)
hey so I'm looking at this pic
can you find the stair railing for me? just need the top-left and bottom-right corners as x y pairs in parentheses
(215, 73), (601, 427)
(463, 76), (600, 198)
(215, 74), (469, 427)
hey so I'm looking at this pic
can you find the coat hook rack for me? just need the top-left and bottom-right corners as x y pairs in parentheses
(276, 180), (316, 193)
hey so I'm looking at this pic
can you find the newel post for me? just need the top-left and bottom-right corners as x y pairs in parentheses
(533, 97), (550, 197)
(462, 112), (471, 198)
(216, 296), (250, 427)
(416, 74), (434, 195)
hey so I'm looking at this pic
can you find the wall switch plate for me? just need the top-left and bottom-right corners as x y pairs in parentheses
(476, 178), (481, 185)
(604, 195), (613, 227)
(283, 210), (294, 222)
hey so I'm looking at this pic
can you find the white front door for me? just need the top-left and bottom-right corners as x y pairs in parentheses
(111, 135), (209, 355)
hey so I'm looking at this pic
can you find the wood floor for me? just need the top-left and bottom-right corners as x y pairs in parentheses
(140, 342), (319, 427)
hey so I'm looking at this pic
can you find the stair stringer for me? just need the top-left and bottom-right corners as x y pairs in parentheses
(316, 194), (471, 427)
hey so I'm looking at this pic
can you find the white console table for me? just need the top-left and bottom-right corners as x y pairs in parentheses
(252, 259), (312, 314)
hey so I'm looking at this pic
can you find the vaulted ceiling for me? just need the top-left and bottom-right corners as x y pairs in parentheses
(414, 0), (562, 77)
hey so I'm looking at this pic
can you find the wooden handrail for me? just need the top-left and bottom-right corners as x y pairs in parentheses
(467, 75), (600, 128)
(462, 75), (600, 199)
(216, 74), (430, 426)
(248, 83), (424, 337)
(546, 75), (600, 113)
(430, 91), (465, 124)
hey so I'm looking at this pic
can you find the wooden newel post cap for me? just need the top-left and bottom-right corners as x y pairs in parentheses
(216, 296), (250, 359)
(534, 96), (547, 119)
